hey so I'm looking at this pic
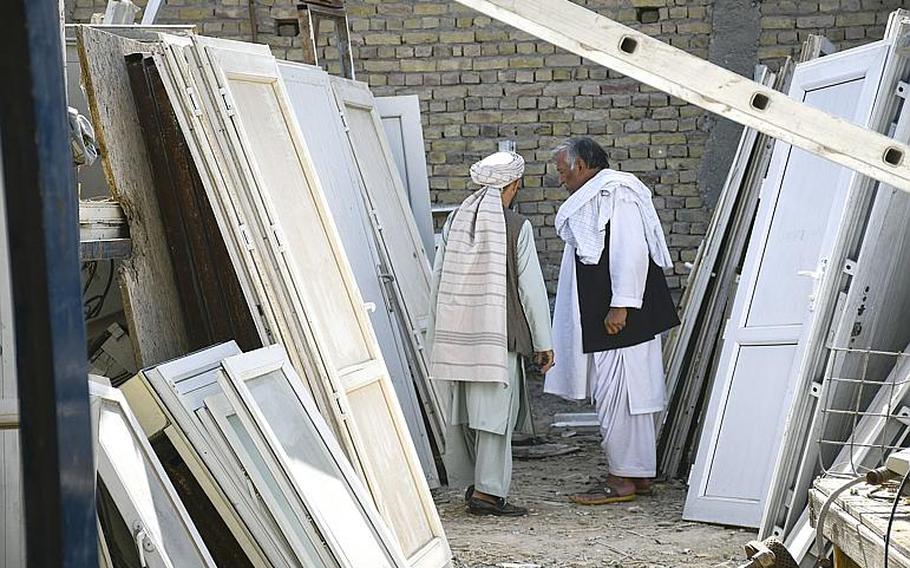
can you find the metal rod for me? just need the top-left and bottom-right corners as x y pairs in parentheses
(0, 2), (97, 566)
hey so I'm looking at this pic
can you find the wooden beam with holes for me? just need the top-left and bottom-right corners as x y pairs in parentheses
(453, 0), (910, 193)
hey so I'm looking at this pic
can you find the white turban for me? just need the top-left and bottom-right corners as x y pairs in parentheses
(470, 151), (525, 188)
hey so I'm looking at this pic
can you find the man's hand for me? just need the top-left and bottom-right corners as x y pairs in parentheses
(533, 350), (555, 374)
(604, 308), (628, 335)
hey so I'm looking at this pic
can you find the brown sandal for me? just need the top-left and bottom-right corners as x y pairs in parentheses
(571, 483), (636, 505)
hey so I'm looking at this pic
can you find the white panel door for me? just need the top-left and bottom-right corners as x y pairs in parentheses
(684, 42), (889, 527)
(90, 383), (216, 568)
(331, 78), (447, 434)
(187, 38), (451, 568)
(215, 345), (407, 568)
(277, 61), (439, 485)
(376, 95), (436, 264)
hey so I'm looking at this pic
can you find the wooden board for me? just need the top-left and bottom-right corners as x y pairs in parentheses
(77, 26), (189, 366)
(810, 477), (910, 568)
(453, 0), (910, 194)
(125, 53), (262, 353)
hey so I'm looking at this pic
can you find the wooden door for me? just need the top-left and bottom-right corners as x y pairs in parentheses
(277, 61), (439, 484)
(331, 78), (447, 434)
(185, 37), (451, 568)
(684, 42), (889, 527)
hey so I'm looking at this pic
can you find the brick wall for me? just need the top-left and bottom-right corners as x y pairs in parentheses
(65, 0), (905, 292)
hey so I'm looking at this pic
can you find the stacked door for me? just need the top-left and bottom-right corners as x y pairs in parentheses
(684, 41), (890, 527)
(155, 35), (451, 568)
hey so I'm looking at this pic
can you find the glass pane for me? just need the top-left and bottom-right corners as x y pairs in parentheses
(99, 404), (209, 567)
(210, 403), (333, 567)
(247, 370), (395, 567)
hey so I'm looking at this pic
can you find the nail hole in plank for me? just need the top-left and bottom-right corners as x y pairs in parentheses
(884, 147), (904, 166)
(619, 36), (638, 54)
(751, 93), (771, 111)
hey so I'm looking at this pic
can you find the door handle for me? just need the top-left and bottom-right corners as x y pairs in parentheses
(796, 258), (828, 311)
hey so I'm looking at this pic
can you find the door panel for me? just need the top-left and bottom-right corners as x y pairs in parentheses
(684, 42), (889, 527)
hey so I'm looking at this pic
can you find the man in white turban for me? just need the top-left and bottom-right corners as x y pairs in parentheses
(546, 137), (679, 505)
(429, 151), (554, 516)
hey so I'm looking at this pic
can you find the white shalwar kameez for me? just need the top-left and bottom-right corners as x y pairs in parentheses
(546, 170), (671, 478)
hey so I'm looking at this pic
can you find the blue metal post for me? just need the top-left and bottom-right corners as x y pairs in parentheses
(0, 2), (98, 566)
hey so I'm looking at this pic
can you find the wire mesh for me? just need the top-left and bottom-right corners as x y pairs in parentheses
(816, 345), (910, 479)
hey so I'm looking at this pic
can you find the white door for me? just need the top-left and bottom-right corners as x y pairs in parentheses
(135, 342), (297, 567)
(331, 78), (447, 435)
(186, 37), (451, 568)
(215, 345), (408, 568)
(376, 95), (436, 264)
(277, 61), (439, 485)
(90, 383), (216, 568)
(684, 42), (890, 527)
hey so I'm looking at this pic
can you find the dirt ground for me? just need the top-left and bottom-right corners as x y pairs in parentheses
(434, 378), (756, 568)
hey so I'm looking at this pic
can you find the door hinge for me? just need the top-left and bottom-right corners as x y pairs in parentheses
(186, 86), (203, 117)
(238, 224), (254, 251)
(271, 224), (287, 252)
(339, 111), (350, 132)
(218, 86), (235, 117)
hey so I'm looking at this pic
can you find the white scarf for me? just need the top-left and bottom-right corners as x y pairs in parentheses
(555, 169), (672, 268)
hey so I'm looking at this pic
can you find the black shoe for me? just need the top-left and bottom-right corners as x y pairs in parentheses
(464, 485), (475, 503)
(467, 496), (529, 517)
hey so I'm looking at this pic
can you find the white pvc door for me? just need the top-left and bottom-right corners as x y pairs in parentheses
(684, 42), (889, 527)
(91, 383), (216, 568)
(376, 95), (436, 264)
(277, 61), (438, 485)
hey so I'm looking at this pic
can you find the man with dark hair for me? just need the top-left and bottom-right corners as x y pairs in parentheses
(545, 137), (679, 504)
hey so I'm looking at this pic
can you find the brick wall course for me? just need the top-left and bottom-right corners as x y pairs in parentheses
(65, 0), (909, 292)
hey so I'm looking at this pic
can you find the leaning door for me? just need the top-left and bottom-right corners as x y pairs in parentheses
(190, 38), (451, 568)
(684, 42), (889, 527)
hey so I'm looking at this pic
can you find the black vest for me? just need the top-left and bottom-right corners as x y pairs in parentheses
(575, 224), (680, 353)
(504, 208), (534, 356)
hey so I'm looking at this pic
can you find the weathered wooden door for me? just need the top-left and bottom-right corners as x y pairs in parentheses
(684, 42), (889, 527)
(277, 61), (439, 485)
(183, 37), (451, 568)
(376, 95), (436, 264)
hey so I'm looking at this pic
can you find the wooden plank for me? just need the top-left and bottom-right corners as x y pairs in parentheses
(77, 26), (189, 366)
(811, 478), (910, 568)
(453, 0), (910, 194)
(125, 53), (261, 353)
